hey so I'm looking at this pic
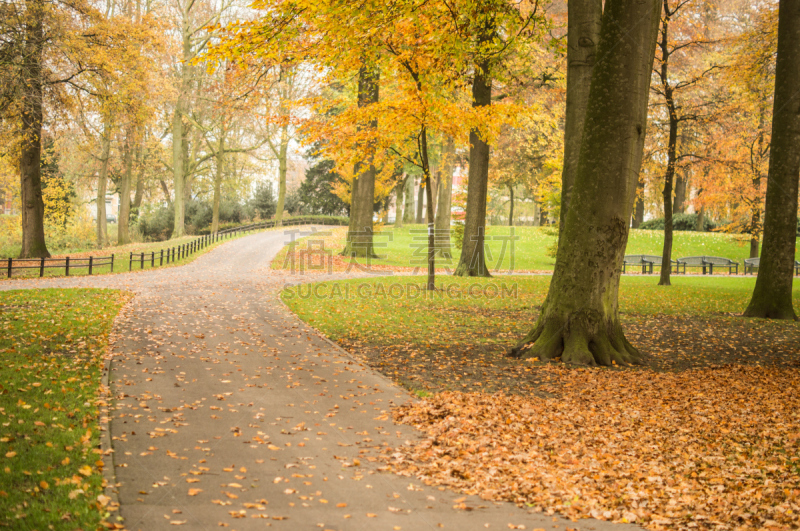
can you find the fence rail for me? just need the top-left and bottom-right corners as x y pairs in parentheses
(3, 216), (345, 279)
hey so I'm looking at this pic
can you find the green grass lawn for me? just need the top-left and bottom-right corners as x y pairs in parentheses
(283, 275), (796, 348)
(273, 225), (797, 272)
(0, 289), (129, 529)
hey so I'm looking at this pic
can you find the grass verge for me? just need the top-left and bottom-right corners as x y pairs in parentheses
(0, 288), (129, 529)
(272, 225), (800, 273)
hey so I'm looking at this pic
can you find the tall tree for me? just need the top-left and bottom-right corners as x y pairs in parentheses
(18, 0), (49, 258)
(744, 0), (800, 320)
(511, 0), (661, 365)
(342, 65), (380, 257)
(558, 0), (601, 235)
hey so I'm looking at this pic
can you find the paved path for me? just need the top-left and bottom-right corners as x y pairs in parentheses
(2, 229), (636, 531)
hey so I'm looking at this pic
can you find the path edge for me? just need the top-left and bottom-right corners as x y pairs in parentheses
(99, 292), (135, 527)
(274, 283), (418, 405)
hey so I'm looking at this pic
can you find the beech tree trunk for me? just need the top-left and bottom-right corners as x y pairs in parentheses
(558, 0), (602, 236)
(744, 0), (800, 320)
(511, 0), (660, 366)
(435, 136), (455, 258)
(19, 0), (49, 259)
(454, 54), (493, 277)
(96, 126), (111, 248)
(342, 65), (379, 257)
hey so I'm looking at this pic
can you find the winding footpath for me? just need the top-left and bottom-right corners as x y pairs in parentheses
(1, 229), (635, 531)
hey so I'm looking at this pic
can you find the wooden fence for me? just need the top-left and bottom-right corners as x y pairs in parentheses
(2, 216), (346, 279)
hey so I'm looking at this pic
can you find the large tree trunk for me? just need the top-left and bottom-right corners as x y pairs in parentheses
(18, 0), (49, 259)
(342, 65), (379, 257)
(435, 136), (455, 258)
(394, 175), (405, 228)
(96, 126), (111, 248)
(632, 176), (645, 228)
(118, 134), (133, 245)
(172, 9), (192, 239)
(558, 0), (603, 236)
(403, 174), (415, 223)
(744, 0), (800, 320)
(511, 0), (660, 366)
(454, 51), (493, 277)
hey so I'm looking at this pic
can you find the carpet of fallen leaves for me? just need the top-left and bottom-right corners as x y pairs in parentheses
(384, 365), (800, 531)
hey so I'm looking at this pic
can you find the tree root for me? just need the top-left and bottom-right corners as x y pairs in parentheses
(509, 311), (643, 367)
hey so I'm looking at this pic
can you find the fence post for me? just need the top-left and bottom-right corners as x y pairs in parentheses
(129, 252), (133, 271)
(160, 249), (164, 266)
(89, 256), (93, 275)
(111, 254), (114, 273)
(140, 253), (144, 270)
(65, 256), (70, 277)
(151, 252), (155, 268)
(6, 258), (10, 278)
(40, 257), (45, 277)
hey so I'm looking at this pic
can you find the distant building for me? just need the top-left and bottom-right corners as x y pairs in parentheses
(88, 194), (119, 222)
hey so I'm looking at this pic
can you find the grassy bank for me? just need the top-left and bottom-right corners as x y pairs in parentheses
(0, 289), (129, 529)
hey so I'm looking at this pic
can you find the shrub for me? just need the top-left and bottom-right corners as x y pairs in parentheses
(138, 204), (174, 241)
(638, 213), (720, 232)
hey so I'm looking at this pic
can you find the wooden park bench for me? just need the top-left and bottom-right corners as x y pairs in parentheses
(744, 257), (800, 275)
(676, 256), (738, 275)
(622, 254), (680, 274)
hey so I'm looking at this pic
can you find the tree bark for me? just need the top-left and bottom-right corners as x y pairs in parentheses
(118, 133), (133, 245)
(18, 0), (49, 259)
(558, 0), (603, 236)
(454, 46), (494, 277)
(434, 136), (455, 257)
(511, 0), (660, 366)
(96, 125), (111, 248)
(342, 64), (379, 257)
(744, 0), (800, 320)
